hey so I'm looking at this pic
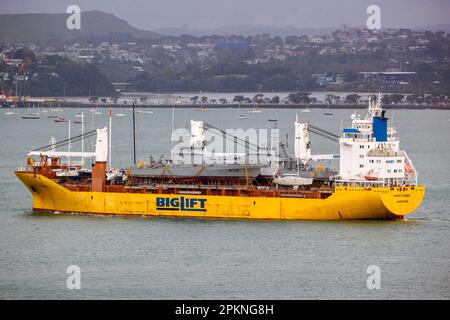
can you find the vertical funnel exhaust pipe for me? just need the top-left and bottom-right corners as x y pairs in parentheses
(92, 127), (108, 192)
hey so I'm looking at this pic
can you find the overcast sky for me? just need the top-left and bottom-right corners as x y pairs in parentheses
(1, 0), (449, 30)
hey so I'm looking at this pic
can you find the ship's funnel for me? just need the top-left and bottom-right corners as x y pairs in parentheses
(92, 127), (108, 192)
(373, 116), (388, 142)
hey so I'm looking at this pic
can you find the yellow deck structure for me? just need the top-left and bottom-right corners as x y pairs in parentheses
(16, 172), (425, 220)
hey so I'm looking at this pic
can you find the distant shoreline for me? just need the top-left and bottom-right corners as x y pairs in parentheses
(2, 102), (449, 110)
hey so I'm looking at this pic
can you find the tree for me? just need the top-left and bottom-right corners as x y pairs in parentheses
(345, 94), (361, 104)
(382, 94), (391, 105)
(140, 97), (148, 104)
(270, 95), (280, 104)
(190, 96), (199, 103)
(13, 48), (35, 62)
(368, 95), (377, 103)
(233, 95), (244, 103)
(288, 92), (311, 104)
(201, 96), (208, 103)
(28, 55), (115, 97)
(254, 93), (264, 103)
(325, 94), (339, 104)
(406, 94), (423, 104)
(219, 98), (227, 104)
(390, 94), (404, 105)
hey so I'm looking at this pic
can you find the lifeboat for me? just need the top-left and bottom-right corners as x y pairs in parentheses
(55, 167), (79, 177)
(273, 175), (313, 186)
(405, 163), (415, 174)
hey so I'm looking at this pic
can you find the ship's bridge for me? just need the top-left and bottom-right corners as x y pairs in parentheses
(351, 119), (372, 134)
(342, 128), (372, 141)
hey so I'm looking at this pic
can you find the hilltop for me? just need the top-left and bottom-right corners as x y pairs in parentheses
(0, 10), (160, 43)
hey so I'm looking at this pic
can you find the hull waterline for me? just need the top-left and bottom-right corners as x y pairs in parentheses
(16, 172), (425, 220)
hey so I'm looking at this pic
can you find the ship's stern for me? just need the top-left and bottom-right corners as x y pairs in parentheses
(380, 185), (426, 218)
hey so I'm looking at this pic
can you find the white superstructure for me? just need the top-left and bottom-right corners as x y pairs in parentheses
(294, 114), (311, 164)
(190, 120), (206, 148)
(337, 94), (417, 186)
(28, 127), (109, 164)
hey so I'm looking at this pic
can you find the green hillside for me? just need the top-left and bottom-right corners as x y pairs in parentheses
(0, 10), (160, 43)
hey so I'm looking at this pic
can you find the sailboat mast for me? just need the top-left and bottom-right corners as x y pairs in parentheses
(81, 111), (84, 166)
(68, 120), (71, 166)
(171, 106), (175, 150)
(132, 102), (136, 165)
(108, 108), (112, 168)
(91, 111), (94, 149)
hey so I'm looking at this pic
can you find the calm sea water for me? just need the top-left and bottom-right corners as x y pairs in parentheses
(0, 107), (449, 299)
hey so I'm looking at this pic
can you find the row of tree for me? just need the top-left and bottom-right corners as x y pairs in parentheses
(68, 92), (450, 106)
(185, 93), (405, 105)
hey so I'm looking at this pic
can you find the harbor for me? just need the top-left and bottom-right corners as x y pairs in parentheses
(0, 105), (449, 298)
(1, 0), (449, 303)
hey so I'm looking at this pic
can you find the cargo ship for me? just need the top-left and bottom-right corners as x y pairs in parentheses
(16, 95), (425, 220)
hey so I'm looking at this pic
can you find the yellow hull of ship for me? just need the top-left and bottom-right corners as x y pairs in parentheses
(16, 172), (425, 220)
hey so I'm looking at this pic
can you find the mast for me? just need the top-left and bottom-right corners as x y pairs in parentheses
(171, 105), (175, 152)
(81, 111), (84, 167)
(108, 108), (112, 168)
(68, 120), (71, 166)
(132, 102), (136, 165)
(200, 91), (203, 110)
(91, 110), (94, 149)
